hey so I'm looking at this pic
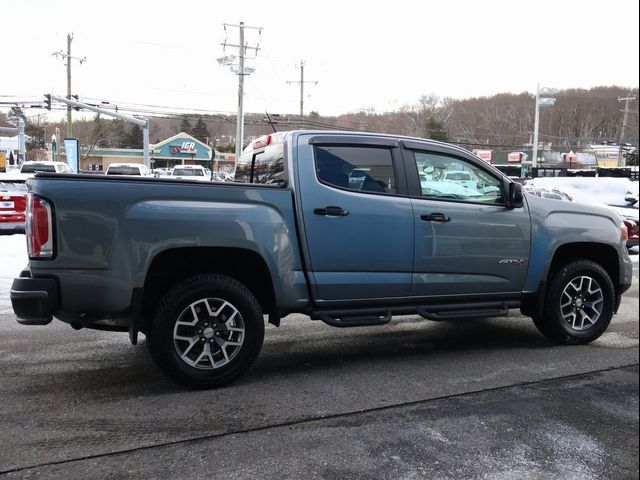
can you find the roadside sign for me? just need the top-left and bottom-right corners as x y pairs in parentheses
(63, 138), (79, 173)
(473, 150), (492, 163)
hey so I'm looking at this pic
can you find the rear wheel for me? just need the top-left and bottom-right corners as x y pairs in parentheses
(534, 260), (615, 345)
(148, 274), (264, 389)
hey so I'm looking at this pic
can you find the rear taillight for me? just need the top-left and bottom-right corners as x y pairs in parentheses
(621, 221), (629, 243)
(27, 194), (54, 258)
(253, 134), (272, 149)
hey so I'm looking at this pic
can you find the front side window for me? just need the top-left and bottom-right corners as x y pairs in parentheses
(315, 146), (396, 194)
(412, 151), (504, 204)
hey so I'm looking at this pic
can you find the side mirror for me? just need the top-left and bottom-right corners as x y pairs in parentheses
(509, 182), (524, 208)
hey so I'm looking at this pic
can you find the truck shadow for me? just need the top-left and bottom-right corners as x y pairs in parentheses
(7, 316), (559, 396)
(248, 316), (552, 379)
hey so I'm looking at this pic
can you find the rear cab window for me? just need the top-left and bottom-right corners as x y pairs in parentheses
(107, 166), (142, 175)
(20, 164), (57, 173)
(172, 168), (205, 176)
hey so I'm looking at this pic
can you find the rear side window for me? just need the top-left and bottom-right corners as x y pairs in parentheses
(314, 146), (396, 194)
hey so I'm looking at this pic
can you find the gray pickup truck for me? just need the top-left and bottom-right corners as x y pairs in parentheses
(11, 131), (633, 388)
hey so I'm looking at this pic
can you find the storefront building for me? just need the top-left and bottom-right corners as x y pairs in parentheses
(80, 132), (235, 173)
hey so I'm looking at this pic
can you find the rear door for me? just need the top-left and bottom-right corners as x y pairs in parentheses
(295, 134), (414, 301)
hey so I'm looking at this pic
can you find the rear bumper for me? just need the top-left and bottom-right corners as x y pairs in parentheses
(10, 274), (59, 325)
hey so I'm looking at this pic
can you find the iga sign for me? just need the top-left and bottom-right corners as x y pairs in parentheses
(170, 142), (198, 155)
(473, 149), (492, 163)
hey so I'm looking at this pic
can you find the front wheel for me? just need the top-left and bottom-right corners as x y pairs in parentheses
(148, 274), (265, 389)
(534, 260), (615, 345)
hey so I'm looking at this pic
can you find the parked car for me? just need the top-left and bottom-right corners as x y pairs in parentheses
(170, 165), (210, 181)
(0, 178), (28, 233)
(524, 185), (639, 250)
(442, 170), (477, 189)
(525, 177), (638, 208)
(105, 163), (153, 176)
(217, 171), (235, 182)
(152, 168), (172, 177)
(20, 161), (73, 175)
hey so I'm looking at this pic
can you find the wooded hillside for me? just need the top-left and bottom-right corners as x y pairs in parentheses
(2, 86), (637, 162)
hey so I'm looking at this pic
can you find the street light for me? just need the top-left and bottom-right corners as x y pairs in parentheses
(532, 83), (557, 169)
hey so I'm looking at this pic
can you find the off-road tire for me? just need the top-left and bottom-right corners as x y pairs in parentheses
(533, 260), (615, 345)
(148, 274), (264, 389)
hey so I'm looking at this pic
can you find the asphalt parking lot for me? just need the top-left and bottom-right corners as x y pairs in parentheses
(0, 235), (638, 479)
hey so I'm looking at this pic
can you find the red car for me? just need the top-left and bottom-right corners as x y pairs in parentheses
(0, 179), (28, 234)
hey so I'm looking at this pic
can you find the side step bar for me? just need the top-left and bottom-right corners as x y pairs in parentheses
(310, 301), (519, 328)
(311, 309), (392, 328)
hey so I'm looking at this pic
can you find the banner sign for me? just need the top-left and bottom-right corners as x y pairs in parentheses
(63, 138), (79, 172)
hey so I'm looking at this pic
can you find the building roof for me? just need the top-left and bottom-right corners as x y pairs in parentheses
(150, 132), (211, 161)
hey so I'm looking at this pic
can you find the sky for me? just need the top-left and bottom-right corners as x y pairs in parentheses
(2, 0), (639, 120)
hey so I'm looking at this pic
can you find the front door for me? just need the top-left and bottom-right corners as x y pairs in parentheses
(404, 147), (531, 297)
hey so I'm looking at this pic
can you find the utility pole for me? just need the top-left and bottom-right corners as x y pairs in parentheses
(52, 34), (86, 138)
(217, 22), (262, 160)
(237, 23), (245, 160)
(617, 94), (636, 166)
(287, 60), (318, 128)
(618, 95), (636, 143)
(531, 84), (557, 169)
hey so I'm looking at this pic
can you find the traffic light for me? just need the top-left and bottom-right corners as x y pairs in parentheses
(44, 94), (51, 110)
